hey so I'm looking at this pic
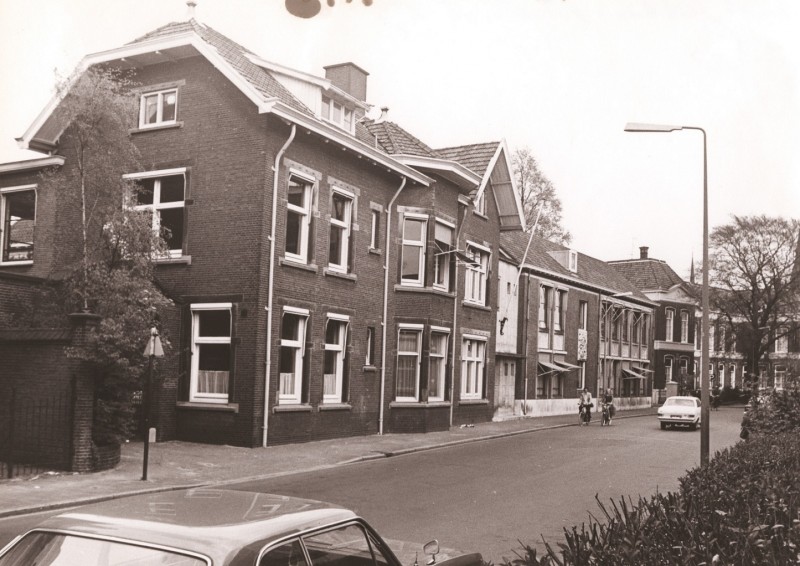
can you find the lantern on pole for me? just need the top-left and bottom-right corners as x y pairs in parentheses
(141, 327), (164, 480)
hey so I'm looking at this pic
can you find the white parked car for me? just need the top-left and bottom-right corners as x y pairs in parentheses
(658, 396), (701, 430)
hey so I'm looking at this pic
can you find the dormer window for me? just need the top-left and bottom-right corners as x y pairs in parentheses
(321, 95), (353, 132)
(139, 88), (178, 128)
(568, 250), (578, 272)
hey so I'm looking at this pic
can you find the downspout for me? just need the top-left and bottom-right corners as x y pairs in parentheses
(263, 123), (296, 447)
(449, 198), (475, 427)
(379, 176), (407, 435)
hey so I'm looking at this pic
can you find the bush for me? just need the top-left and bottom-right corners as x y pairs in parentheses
(501, 389), (800, 566)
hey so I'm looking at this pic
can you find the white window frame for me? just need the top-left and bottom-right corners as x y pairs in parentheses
(664, 355), (674, 383)
(428, 327), (450, 402)
(365, 326), (375, 366)
(461, 335), (486, 400)
(328, 187), (354, 273)
(396, 324), (423, 402)
(190, 302), (232, 404)
(139, 88), (178, 128)
(320, 95), (354, 133)
(278, 306), (309, 404)
(400, 214), (427, 287)
(539, 285), (550, 331)
(680, 311), (689, 343)
(323, 313), (350, 403)
(579, 301), (588, 331)
(665, 308), (675, 342)
(285, 172), (314, 264)
(554, 289), (565, 334)
(433, 219), (454, 292)
(370, 209), (380, 249)
(123, 168), (186, 259)
(473, 190), (486, 216)
(775, 331), (789, 354)
(464, 241), (490, 305)
(0, 184), (36, 265)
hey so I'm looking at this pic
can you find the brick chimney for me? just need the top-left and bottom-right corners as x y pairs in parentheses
(640, 246), (649, 259)
(324, 63), (369, 101)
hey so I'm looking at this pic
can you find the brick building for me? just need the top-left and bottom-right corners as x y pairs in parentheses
(496, 233), (655, 419)
(1, 16), (525, 447)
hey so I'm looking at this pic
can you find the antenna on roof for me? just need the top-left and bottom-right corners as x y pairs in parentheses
(186, 0), (198, 20)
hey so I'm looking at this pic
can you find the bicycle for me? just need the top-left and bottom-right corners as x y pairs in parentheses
(579, 403), (592, 426)
(600, 403), (612, 426)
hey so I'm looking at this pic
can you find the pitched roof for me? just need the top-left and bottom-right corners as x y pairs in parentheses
(363, 120), (440, 158)
(437, 142), (501, 178)
(607, 257), (686, 292)
(501, 231), (652, 304)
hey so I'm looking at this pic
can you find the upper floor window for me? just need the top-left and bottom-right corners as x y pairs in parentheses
(464, 243), (490, 305)
(680, 310), (689, 343)
(775, 331), (789, 354)
(328, 188), (353, 273)
(461, 336), (486, 400)
(568, 250), (578, 272)
(278, 307), (309, 405)
(139, 88), (177, 128)
(621, 310), (629, 342)
(473, 191), (486, 216)
(190, 303), (232, 404)
(553, 289), (566, 334)
(539, 286), (550, 331)
(401, 215), (426, 286)
(320, 96), (354, 132)
(126, 169), (186, 258)
(1, 185), (36, 264)
(323, 315), (349, 403)
(370, 209), (380, 250)
(285, 174), (314, 264)
(433, 220), (454, 292)
(642, 313), (649, 344)
(632, 312), (641, 344)
(665, 308), (675, 342)
(612, 308), (620, 341)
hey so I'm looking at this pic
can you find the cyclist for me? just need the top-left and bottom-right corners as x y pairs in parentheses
(578, 388), (593, 425)
(601, 387), (615, 425)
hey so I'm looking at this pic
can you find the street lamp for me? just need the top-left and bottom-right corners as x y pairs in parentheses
(624, 122), (710, 466)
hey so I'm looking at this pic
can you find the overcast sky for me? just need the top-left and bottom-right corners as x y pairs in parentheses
(1, 0), (798, 275)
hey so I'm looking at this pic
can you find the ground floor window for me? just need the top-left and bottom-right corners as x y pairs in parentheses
(323, 314), (349, 403)
(278, 307), (309, 404)
(190, 303), (232, 403)
(396, 325), (423, 401)
(428, 330), (449, 401)
(461, 337), (486, 400)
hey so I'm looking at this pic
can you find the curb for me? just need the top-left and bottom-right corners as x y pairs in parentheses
(0, 410), (656, 519)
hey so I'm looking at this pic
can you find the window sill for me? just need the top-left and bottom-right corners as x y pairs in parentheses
(324, 268), (357, 282)
(177, 401), (238, 413)
(0, 261), (33, 267)
(394, 285), (455, 298)
(363, 365), (378, 372)
(368, 247), (382, 256)
(462, 301), (491, 312)
(459, 398), (489, 405)
(130, 122), (184, 134)
(155, 255), (192, 265)
(473, 211), (489, 220)
(274, 404), (313, 413)
(279, 258), (318, 273)
(319, 403), (352, 411)
(390, 401), (451, 409)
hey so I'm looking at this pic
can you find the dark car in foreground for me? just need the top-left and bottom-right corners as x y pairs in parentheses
(0, 488), (482, 566)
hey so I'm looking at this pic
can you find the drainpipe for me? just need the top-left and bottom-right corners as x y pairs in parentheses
(263, 124), (296, 447)
(449, 198), (475, 427)
(379, 176), (407, 435)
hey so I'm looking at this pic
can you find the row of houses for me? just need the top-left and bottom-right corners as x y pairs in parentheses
(2, 13), (793, 453)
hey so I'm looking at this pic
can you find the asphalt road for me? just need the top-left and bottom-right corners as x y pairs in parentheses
(0, 407), (743, 563)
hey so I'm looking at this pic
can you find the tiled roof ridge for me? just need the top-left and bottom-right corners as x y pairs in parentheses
(437, 140), (502, 153)
(607, 257), (669, 265)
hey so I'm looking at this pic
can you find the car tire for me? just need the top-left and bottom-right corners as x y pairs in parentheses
(660, 422), (667, 430)
(689, 423), (697, 431)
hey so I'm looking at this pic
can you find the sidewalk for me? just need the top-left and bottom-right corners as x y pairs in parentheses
(0, 407), (657, 518)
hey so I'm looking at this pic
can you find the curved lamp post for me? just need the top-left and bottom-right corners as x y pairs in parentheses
(624, 122), (710, 466)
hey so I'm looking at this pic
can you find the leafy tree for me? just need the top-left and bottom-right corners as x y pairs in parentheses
(29, 68), (174, 445)
(708, 215), (800, 389)
(511, 147), (571, 244)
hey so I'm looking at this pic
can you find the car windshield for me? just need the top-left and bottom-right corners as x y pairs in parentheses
(665, 399), (696, 407)
(0, 531), (206, 566)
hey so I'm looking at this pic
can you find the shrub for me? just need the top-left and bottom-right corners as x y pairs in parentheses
(500, 389), (800, 566)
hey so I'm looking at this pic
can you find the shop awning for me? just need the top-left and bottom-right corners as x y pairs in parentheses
(632, 366), (654, 374)
(538, 360), (564, 374)
(622, 368), (647, 380)
(555, 360), (581, 371)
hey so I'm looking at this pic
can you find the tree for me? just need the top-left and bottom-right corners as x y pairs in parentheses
(31, 68), (174, 446)
(708, 215), (800, 390)
(511, 147), (571, 244)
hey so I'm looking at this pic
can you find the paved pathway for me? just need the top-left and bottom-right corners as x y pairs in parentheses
(0, 407), (657, 518)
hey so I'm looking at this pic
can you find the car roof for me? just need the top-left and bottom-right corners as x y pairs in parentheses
(32, 488), (358, 564)
(665, 396), (698, 401)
